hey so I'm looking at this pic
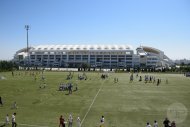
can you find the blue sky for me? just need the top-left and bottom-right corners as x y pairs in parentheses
(0, 0), (190, 60)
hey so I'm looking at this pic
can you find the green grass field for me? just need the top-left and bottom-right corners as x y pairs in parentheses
(0, 71), (190, 127)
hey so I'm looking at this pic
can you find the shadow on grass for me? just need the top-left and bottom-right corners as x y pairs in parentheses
(0, 124), (5, 127)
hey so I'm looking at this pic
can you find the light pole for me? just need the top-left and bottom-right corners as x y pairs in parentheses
(25, 25), (30, 70)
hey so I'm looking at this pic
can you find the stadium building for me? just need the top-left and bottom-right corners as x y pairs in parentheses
(14, 44), (173, 69)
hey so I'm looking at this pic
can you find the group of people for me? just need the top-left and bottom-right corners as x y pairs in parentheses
(1, 112), (17, 127)
(0, 96), (18, 127)
(59, 72), (85, 94)
(39, 73), (47, 88)
(0, 97), (18, 109)
(141, 75), (160, 85)
(146, 120), (158, 127)
(146, 118), (176, 127)
(114, 77), (119, 83)
(163, 117), (176, 127)
(66, 72), (74, 80)
(11, 70), (42, 78)
(59, 115), (105, 127)
(78, 73), (87, 80)
(11, 70), (47, 89)
(59, 114), (81, 127)
(101, 74), (109, 79)
(59, 83), (74, 94)
(132, 73), (168, 86)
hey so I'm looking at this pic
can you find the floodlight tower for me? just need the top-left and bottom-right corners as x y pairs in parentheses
(25, 25), (30, 69)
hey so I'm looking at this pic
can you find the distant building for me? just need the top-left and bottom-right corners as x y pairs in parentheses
(14, 44), (173, 69)
(136, 46), (173, 68)
(174, 59), (190, 65)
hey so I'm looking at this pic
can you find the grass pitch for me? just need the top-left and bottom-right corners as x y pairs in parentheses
(0, 71), (190, 127)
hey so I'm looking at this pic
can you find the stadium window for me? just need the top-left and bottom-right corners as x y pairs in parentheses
(44, 52), (48, 55)
(50, 52), (54, 54)
(62, 55), (67, 60)
(126, 52), (131, 55)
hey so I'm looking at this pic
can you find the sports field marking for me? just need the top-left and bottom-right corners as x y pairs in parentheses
(0, 121), (49, 127)
(81, 80), (104, 126)
(19, 123), (49, 127)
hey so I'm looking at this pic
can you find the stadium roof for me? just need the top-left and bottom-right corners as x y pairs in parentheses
(30, 44), (133, 51)
(141, 46), (163, 54)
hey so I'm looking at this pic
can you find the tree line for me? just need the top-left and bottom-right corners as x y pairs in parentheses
(0, 60), (190, 72)
(0, 60), (19, 72)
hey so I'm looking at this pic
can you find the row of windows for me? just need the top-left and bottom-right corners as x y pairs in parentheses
(31, 61), (132, 65)
(147, 61), (157, 64)
(30, 55), (133, 59)
(31, 51), (132, 55)
(147, 58), (158, 60)
(31, 58), (132, 62)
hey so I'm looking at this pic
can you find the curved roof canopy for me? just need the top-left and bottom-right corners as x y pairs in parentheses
(141, 46), (162, 54)
(30, 44), (133, 51)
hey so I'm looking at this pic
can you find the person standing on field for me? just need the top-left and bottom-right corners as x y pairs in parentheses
(5, 114), (10, 125)
(153, 120), (158, 127)
(0, 96), (3, 106)
(68, 114), (73, 127)
(146, 122), (152, 127)
(12, 113), (17, 127)
(59, 115), (65, 127)
(77, 116), (81, 127)
(163, 118), (170, 127)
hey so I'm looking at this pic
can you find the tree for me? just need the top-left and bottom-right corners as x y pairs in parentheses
(81, 63), (89, 71)
(0, 60), (19, 72)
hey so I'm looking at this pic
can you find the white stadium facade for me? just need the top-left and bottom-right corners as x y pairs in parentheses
(14, 44), (173, 69)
